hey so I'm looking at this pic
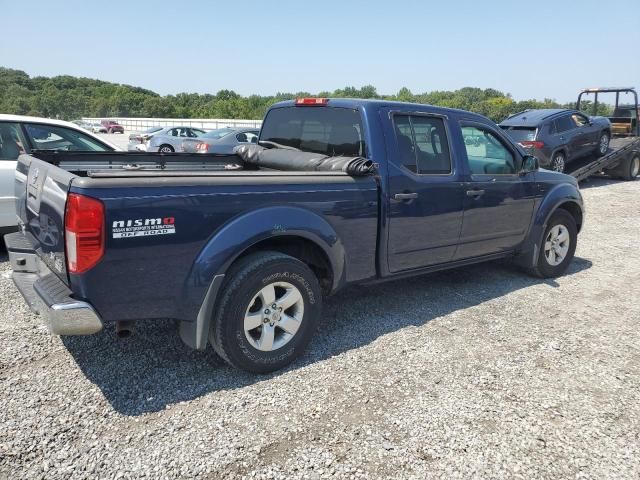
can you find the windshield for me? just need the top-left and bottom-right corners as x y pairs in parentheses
(144, 127), (163, 134)
(500, 126), (537, 142)
(201, 128), (234, 140)
(260, 106), (365, 156)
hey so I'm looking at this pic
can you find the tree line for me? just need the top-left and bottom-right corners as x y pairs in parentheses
(0, 67), (608, 123)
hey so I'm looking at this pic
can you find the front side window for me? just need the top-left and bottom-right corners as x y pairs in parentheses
(260, 106), (365, 157)
(571, 113), (589, 127)
(0, 123), (27, 160)
(461, 125), (516, 175)
(392, 114), (451, 174)
(24, 124), (111, 152)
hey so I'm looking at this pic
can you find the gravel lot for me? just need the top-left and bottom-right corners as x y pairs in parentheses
(1, 177), (639, 479)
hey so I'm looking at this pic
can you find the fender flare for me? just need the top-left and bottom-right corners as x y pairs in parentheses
(178, 206), (345, 350)
(515, 183), (583, 269)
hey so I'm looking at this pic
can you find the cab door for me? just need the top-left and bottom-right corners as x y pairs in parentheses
(0, 122), (27, 228)
(385, 113), (465, 272)
(455, 122), (537, 259)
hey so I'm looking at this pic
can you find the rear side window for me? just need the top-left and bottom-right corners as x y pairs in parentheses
(0, 123), (27, 160)
(554, 115), (575, 133)
(260, 106), (365, 157)
(392, 114), (451, 174)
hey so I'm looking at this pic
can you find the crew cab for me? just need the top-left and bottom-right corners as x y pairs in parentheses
(4, 99), (584, 373)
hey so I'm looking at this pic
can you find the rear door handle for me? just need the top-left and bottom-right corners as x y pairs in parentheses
(466, 189), (485, 197)
(393, 193), (418, 200)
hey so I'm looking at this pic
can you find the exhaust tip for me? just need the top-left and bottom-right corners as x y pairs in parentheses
(115, 321), (133, 339)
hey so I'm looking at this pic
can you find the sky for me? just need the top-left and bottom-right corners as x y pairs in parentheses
(1, 0), (639, 103)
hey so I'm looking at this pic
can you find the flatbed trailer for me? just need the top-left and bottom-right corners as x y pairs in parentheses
(568, 136), (640, 182)
(568, 87), (640, 182)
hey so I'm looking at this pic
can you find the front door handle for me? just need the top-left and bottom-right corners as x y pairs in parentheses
(466, 189), (485, 198)
(394, 192), (418, 200)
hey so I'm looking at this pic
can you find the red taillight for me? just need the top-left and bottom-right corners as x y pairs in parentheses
(64, 193), (105, 274)
(195, 142), (209, 152)
(295, 97), (329, 106)
(519, 141), (545, 149)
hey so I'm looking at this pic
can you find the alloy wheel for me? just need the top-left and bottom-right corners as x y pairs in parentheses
(243, 282), (305, 352)
(552, 154), (565, 173)
(599, 134), (609, 155)
(544, 224), (570, 266)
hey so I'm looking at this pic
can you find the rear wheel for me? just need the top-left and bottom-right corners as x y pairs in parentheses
(551, 152), (566, 173)
(621, 155), (640, 181)
(527, 210), (577, 278)
(597, 132), (610, 157)
(209, 251), (322, 373)
(159, 144), (174, 153)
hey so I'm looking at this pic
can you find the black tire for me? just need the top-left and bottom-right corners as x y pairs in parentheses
(596, 132), (610, 157)
(209, 251), (322, 373)
(158, 144), (174, 153)
(620, 155), (640, 181)
(551, 152), (566, 173)
(527, 210), (577, 278)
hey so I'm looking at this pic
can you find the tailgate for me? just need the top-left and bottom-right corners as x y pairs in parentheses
(15, 154), (76, 284)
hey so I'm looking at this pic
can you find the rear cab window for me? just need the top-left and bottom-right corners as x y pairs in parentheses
(260, 106), (366, 157)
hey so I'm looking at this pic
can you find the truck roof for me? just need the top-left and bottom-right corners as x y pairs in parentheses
(270, 98), (492, 123)
(499, 108), (571, 127)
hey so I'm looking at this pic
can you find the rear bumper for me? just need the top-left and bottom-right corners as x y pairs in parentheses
(3, 232), (103, 335)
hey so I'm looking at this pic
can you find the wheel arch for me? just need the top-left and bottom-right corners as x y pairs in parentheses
(178, 206), (345, 350)
(515, 184), (583, 269)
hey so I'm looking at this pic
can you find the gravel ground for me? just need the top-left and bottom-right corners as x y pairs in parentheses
(1, 177), (639, 479)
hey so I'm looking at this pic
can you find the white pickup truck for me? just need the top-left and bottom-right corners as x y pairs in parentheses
(0, 115), (119, 235)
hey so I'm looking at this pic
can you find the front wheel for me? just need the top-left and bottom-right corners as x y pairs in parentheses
(596, 132), (610, 157)
(527, 210), (577, 278)
(209, 251), (322, 373)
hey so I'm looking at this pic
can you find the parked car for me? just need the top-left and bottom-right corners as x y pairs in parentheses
(499, 109), (611, 172)
(0, 114), (118, 235)
(89, 122), (108, 134)
(5, 98), (584, 373)
(181, 127), (259, 154)
(101, 120), (125, 134)
(130, 126), (207, 152)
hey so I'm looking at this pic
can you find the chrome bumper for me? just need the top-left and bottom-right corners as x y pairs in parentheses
(4, 232), (103, 335)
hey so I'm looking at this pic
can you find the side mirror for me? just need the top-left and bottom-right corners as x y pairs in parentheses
(520, 155), (539, 174)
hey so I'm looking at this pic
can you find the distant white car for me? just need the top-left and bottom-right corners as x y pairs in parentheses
(89, 122), (108, 134)
(128, 126), (207, 152)
(0, 114), (119, 234)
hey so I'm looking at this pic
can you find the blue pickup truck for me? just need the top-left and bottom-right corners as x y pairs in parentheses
(4, 98), (584, 372)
